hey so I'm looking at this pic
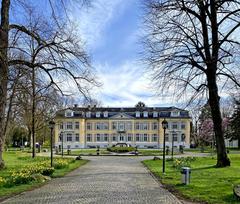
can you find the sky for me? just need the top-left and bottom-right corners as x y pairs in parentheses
(70, 0), (179, 107)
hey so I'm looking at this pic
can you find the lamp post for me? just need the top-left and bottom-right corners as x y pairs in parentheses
(162, 118), (168, 174)
(49, 120), (55, 167)
(171, 131), (175, 160)
(60, 131), (64, 157)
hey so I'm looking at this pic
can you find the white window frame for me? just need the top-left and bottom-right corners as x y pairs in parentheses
(136, 111), (140, 118)
(75, 133), (79, 142)
(96, 112), (101, 118)
(153, 111), (158, 118)
(86, 112), (91, 118)
(103, 111), (108, 118)
(143, 111), (148, 117)
(171, 111), (180, 117)
(65, 110), (74, 117)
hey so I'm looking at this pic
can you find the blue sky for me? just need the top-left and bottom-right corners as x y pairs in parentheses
(69, 0), (182, 107)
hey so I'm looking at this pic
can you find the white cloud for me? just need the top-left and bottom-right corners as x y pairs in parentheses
(91, 60), (183, 107)
(70, 0), (128, 50)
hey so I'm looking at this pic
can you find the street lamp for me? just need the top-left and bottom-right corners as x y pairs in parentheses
(59, 131), (63, 157)
(171, 131), (176, 160)
(162, 118), (168, 174)
(49, 120), (55, 167)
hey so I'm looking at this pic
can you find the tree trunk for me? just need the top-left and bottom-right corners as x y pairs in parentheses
(0, 0), (10, 169)
(207, 70), (230, 167)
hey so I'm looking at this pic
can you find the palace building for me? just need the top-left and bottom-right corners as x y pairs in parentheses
(54, 105), (191, 149)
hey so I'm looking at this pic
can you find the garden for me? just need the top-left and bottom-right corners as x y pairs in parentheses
(0, 152), (88, 199)
(143, 154), (240, 204)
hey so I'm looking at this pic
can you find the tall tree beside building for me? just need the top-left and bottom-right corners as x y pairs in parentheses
(0, 0), (96, 168)
(143, 0), (240, 167)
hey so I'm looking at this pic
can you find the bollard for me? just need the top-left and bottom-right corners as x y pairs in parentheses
(181, 167), (191, 185)
(96, 146), (100, 156)
(166, 146), (170, 155)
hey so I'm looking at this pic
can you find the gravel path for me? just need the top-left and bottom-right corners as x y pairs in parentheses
(2, 156), (183, 204)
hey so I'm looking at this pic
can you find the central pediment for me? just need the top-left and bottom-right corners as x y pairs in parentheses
(110, 112), (134, 119)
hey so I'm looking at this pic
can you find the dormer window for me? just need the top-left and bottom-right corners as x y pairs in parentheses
(171, 111), (179, 117)
(103, 111), (108, 118)
(153, 111), (158, 117)
(86, 111), (91, 118)
(96, 112), (101, 118)
(143, 111), (148, 117)
(136, 111), (140, 118)
(65, 110), (74, 117)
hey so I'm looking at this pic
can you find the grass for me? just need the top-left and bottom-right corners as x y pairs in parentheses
(143, 154), (240, 204)
(0, 151), (88, 199)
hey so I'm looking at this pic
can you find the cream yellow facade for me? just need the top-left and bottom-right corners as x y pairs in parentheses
(54, 107), (191, 149)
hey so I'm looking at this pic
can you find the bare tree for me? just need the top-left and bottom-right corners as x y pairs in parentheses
(0, 0), (96, 168)
(143, 0), (240, 167)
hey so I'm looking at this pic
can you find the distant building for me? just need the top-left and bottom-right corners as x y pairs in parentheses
(54, 105), (191, 149)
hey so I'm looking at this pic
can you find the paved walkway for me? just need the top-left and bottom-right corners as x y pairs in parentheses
(2, 156), (182, 204)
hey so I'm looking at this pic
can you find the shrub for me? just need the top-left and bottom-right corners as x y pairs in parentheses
(107, 146), (135, 153)
(53, 159), (69, 169)
(0, 177), (6, 187)
(41, 167), (55, 176)
(10, 171), (35, 185)
(172, 157), (196, 169)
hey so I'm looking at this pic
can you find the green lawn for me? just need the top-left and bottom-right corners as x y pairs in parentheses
(0, 152), (88, 199)
(143, 155), (240, 204)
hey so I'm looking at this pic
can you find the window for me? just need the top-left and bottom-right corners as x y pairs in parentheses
(86, 112), (91, 118)
(66, 122), (73, 130)
(59, 122), (63, 130)
(142, 123), (149, 130)
(153, 111), (158, 118)
(104, 134), (108, 142)
(75, 134), (79, 142)
(112, 134), (117, 142)
(143, 134), (148, 142)
(172, 123), (178, 129)
(86, 122), (92, 130)
(118, 123), (125, 131)
(67, 133), (72, 142)
(152, 122), (158, 130)
(152, 134), (158, 142)
(136, 111), (140, 118)
(127, 134), (132, 142)
(112, 122), (117, 130)
(143, 111), (148, 117)
(75, 122), (79, 129)
(173, 133), (178, 142)
(181, 123), (186, 129)
(96, 112), (101, 118)
(103, 111), (108, 118)
(103, 123), (108, 130)
(126, 122), (132, 130)
(119, 136), (124, 141)
(86, 134), (92, 142)
(135, 122), (140, 130)
(96, 123), (101, 130)
(65, 110), (73, 117)
(96, 134), (101, 142)
(165, 133), (169, 142)
(136, 134), (140, 142)
(171, 111), (179, 117)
